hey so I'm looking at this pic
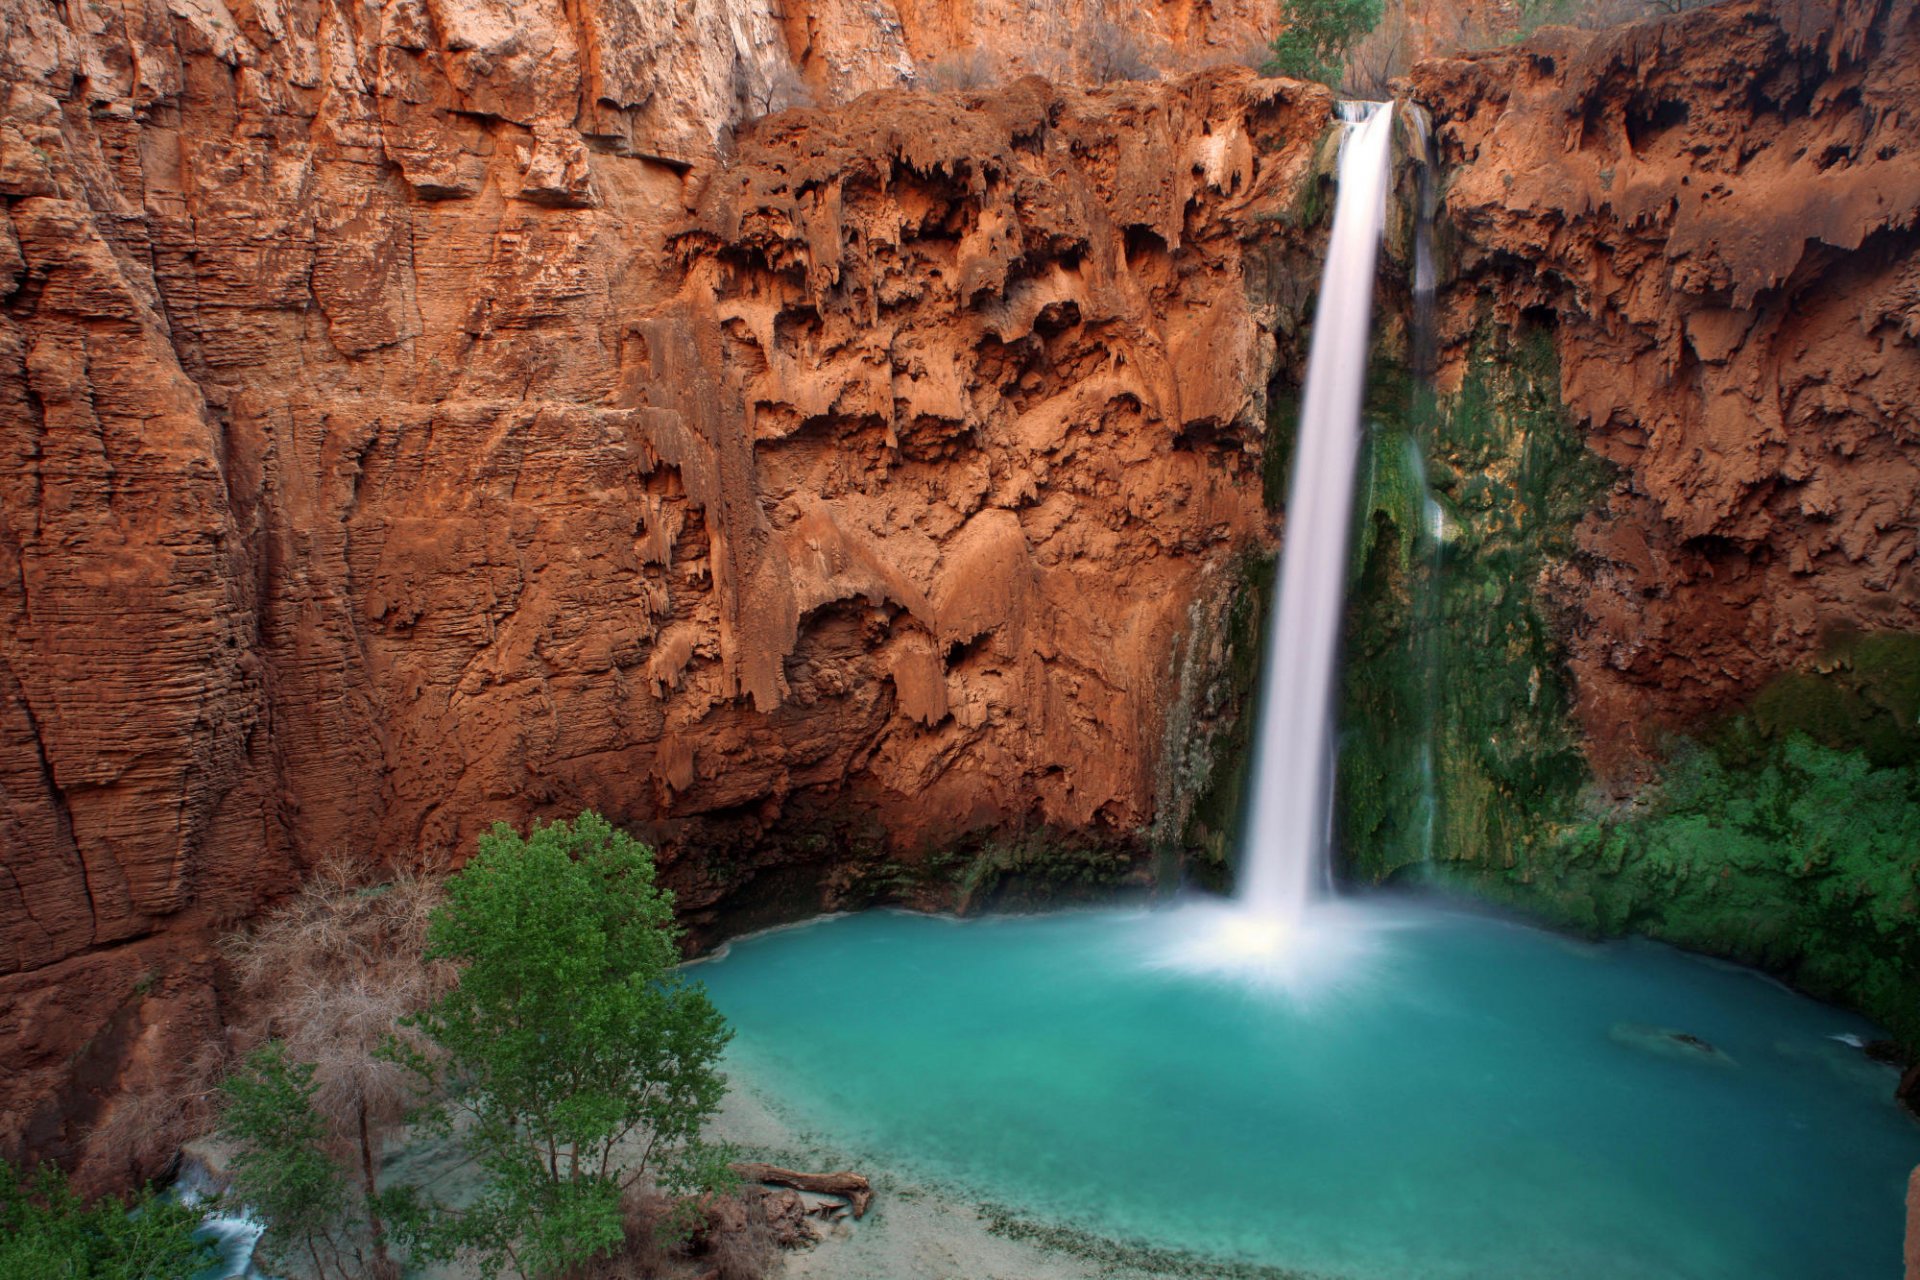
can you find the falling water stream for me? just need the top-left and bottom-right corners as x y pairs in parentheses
(1238, 102), (1396, 925)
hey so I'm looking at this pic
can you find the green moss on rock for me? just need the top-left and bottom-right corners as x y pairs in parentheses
(1334, 307), (1920, 1049)
(1526, 729), (1920, 1049)
(1337, 318), (1610, 886)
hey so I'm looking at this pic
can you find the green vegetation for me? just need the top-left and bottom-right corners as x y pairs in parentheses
(1537, 730), (1920, 1046)
(210, 814), (735, 1279)
(1338, 321), (1611, 886)
(955, 829), (1139, 910)
(221, 1042), (364, 1279)
(1514, 633), (1920, 1048)
(215, 859), (445, 1280)
(0, 1162), (212, 1280)
(1336, 305), (1920, 1049)
(1262, 0), (1382, 87)
(400, 812), (735, 1279)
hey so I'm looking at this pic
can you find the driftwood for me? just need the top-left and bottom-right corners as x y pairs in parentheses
(731, 1161), (874, 1219)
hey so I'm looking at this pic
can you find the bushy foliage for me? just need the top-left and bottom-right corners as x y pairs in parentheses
(1549, 734), (1920, 1046)
(1262, 0), (1382, 87)
(221, 1042), (365, 1279)
(1083, 20), (1161, 84)
(915, 48), (1000, 92)
(0, 1161), (212, 1280)
(400, 812), (734, 1279)
(216, 858), (446, 1278)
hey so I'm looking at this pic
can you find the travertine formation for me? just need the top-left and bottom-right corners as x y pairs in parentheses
(0, 0), (1325, 1182)
(5, 0), (1917, 1197)
(1416, 0), (1920, 779)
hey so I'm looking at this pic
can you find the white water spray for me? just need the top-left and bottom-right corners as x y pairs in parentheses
(1237, 101), (1396, 928)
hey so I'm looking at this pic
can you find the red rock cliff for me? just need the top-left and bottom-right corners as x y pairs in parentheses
(1415, 0), (1920, 778)
(0, 0), (1327, 1182)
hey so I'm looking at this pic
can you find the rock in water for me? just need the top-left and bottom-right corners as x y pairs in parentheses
(1908, 1166), (1920, 1280)
(1608, 1023), (1737, 1067)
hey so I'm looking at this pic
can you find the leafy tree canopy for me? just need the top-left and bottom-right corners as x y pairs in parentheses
(220, 1041), (363, 1278)
(403, 812), (734, 1279)
(0, 1161), (212, 1280)
(1263, 0), (1382, 86)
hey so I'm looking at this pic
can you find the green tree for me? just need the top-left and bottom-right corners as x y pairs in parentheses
(220, 1042), (365, 1279)
(1262, 0), (1382, 86)
(0, 1160), (213, 1280)
(222, 857), (447, 1280)
(402, 812), (734, 1279)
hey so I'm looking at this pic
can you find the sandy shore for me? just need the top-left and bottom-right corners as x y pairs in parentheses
(710, 1063), (1310, 1280)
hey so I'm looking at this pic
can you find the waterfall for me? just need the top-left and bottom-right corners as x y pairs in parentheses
(1238, 101), (1396, 925)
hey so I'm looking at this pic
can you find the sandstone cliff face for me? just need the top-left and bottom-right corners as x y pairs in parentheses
(0, 0), (1329, 1181)
(1415, 0), (1920, 779)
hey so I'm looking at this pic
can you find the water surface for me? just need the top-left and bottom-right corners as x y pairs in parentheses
(694, 899), (1920, 1279)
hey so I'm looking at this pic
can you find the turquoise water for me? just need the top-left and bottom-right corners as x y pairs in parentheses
(693, 899), (1920, 1279)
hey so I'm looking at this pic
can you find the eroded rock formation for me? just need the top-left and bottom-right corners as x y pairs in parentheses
(7, 0), (1917, 1197)
(1416, 0), (1920, 778)
(0, 0), (1330, 1182)
(1333, 0), (1920, 1056)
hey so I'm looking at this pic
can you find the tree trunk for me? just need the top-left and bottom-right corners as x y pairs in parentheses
(729, 1162), (874, 1218)
(357, 1099), (394, 1279)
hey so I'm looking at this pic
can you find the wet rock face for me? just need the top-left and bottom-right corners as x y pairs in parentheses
(0, 0), (1327, 1181)
(1416, 0), (1920, 781)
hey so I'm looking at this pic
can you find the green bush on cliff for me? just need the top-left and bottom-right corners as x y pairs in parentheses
(0, 1161), (212, 1280)
(1262, 0), (1381, 87)
(397, 812), (735, 1279)
(1550, 734), (1920, 1045)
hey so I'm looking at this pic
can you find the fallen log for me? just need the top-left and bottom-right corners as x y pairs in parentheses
(730, 1161), (874, 1219)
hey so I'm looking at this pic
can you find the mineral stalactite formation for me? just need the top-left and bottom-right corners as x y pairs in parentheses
(0, 0), (1320, 1182)
(3, 0), (1917, 1198)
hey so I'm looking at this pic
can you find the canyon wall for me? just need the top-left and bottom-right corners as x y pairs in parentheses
(0, 0), (1330, 1183)
(1418, 0), (1919, 774)
(1338, 0), (1920, 1045)
(6, 0), (1917, 1191)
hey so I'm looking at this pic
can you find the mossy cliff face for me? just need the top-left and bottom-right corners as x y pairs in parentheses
(1342, 0), (1920, 1048)
(1338, 313), (1920, 1050)
(1339, 322), (1610, 888)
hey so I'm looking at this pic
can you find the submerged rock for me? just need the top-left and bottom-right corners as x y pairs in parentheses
(1608, 1023), (1737, 1068)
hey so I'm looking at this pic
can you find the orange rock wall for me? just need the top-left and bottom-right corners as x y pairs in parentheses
(1415, 0), (1920, 780)
(0, 0), (1327, 1182)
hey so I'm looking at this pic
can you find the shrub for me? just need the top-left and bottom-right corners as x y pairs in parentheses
(744, 63), (813, 117)
(1083, 20), (1161, 84)
(220, 1043), (365, 1279)
(1261, 0), (1382, 87)
(400, 812), (735, 1279)
(222, 857), (448, 1278)
(0, 1161), (212, 1280)
(916, 48), (1000, 92)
